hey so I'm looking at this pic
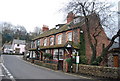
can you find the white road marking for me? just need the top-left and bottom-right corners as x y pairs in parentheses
(0, 75), (5, 76)
(1, 55), (16, 81)
(1, 63), (15, 79)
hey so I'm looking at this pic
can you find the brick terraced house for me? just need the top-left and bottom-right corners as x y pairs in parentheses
(29, 12), (110, 70)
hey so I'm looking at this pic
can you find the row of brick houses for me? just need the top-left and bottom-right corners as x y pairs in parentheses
(28, 12), (111, 70)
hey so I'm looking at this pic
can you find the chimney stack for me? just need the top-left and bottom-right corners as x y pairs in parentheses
(42, 25), (49, 32)
(67, 12), (75, 23)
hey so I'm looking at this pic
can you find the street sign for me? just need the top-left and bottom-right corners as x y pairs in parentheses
(76, 56), (79, 64)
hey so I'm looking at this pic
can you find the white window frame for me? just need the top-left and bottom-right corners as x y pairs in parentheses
(44, 38), (47, 46)
(67, 32), (72, 41)
(50, 37), (54, 45)
(53, 49), (58, 60)
(57, 34), (62, 44)
(45, 50), (50, 53)
(59, 49), (64, 60)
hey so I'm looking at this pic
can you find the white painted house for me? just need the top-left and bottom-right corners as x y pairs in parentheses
(11, 39), (26, 54)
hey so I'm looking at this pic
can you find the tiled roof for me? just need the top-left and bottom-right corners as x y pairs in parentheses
(32, 20), (83, 40)
(32, 24), (68, 40)
(109, 42), (119, 50)
(29, 48), (37, 51)
(108, 48), (120, 53)
(29, 41), (79, 51)
(32, 13), (101, 41)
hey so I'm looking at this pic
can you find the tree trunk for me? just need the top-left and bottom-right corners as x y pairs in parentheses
(80, 3), (97, 64)
(93, 30), (120, 65)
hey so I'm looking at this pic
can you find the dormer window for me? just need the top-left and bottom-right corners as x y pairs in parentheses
(73, 17), (81, 24)
(56, 26), (59, 29)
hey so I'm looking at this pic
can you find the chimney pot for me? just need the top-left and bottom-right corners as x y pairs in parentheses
(67, 12), (75, 23)
(42, 25), (49, 32)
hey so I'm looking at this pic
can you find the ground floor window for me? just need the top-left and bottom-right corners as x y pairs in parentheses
(53, 49), (58, 60)
(53, 49), (64, 60)
(33, 51), (36, 58)
(45, 50), (50, 53)
(59, 49), (63, 60)
(29, 51), (33, 58)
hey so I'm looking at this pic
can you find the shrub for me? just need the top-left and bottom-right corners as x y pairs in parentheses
(80, 55), (87, 64)
(65, 58), (75, 65)
(43, 53), (52, 59)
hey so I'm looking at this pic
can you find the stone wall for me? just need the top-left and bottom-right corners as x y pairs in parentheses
(73, 64), (120, 79)
(31, 60), (58, 70)
(108, 53), (120, 67)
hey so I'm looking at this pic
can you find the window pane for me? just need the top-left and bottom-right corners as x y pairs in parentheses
(59, 49), (63, 60)
(58, 34), (62, 44)
(68, 32), (72, 41)
(50, 37), (54, 45)
(53, 49), (58, 60)
(44, 38), (47, 46)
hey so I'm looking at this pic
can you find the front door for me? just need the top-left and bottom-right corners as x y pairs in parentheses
(58, 60), (63, 70)
(113, 55), (119, 67)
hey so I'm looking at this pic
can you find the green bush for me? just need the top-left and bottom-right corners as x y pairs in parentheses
(65, 58), (75, 65)
(80, 55), (87, 64)
(91, 56), (103, 65)
(65, 58), (72, 64)
(43, 53), (53, 59)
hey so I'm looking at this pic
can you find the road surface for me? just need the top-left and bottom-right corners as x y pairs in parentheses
(2, 55), (95, 81)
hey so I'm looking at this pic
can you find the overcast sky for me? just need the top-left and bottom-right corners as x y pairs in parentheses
(0, 0), (119, 32)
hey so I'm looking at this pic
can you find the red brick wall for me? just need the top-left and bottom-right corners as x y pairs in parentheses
(73, 28), (80, 44)
(42, 26), (49, 32)
(40, 38), (44, 46)
(81, 14), (110, 64)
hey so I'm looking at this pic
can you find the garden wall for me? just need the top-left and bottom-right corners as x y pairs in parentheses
(27, 59), (58, 70)
(72, 64), (120, 79)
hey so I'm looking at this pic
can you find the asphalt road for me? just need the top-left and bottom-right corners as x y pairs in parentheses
(2, 55), (96, 81)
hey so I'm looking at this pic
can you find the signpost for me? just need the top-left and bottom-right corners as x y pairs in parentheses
(76, 52), (79, 73)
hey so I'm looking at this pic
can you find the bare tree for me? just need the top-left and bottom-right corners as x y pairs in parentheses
(33, 26), (42, 36)
(62, 0), (118, 65)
